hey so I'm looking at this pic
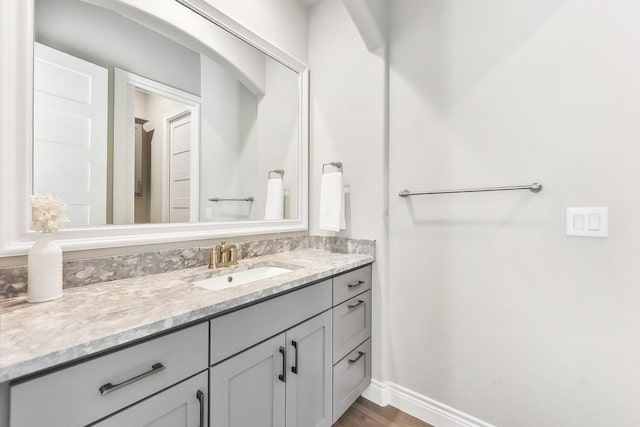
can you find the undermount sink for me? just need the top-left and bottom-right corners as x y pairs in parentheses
(193, 266), (293, 291)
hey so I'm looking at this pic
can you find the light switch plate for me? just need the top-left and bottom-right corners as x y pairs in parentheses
(566, 207), (608, 237)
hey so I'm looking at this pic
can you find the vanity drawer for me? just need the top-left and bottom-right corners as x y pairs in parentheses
(210, 280), (332, 365)
(333, 290), (372, 362)
(93, 371), (208, 427)
(332, 264), (372, 306)
(333, 338), (372, 423)
(10, 323), (208, 427)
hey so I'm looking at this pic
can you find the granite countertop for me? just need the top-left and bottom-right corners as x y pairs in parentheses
(0, 249), (374, 383)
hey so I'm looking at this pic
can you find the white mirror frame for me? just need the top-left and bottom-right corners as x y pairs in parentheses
(0, 0), (309, 256)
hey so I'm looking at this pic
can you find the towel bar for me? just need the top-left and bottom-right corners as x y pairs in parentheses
(322, 161), (343, 174)
(209, 197), (255, 202)
(268, 169), (285, 179)
(399, 183), (543, 197)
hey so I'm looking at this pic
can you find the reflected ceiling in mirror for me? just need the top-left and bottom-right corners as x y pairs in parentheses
(33, 0), (301, 228)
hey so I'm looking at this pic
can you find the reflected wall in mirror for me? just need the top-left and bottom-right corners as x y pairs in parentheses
(33, 0), (301, 228)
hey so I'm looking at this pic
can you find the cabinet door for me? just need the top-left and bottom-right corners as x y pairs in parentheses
(285, 311), (333, 427)
(210, 334), (286, 427)
(93, 371), (207, 427)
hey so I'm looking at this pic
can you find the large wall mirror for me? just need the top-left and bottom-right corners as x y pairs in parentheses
(0, 0), (309, 255)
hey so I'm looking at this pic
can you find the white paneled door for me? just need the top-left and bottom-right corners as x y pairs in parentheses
(169, 112), (193, 223)
(33, 43), (108, 226)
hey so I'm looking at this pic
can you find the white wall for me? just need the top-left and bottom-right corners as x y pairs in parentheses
(97, 0), (268, 97)
(200, 54), (300, 222)
(256, 57), (301, 220)
(35, 0), (202, 95)
(308, 0), (387, 380)
(387, 0), (640, 425)
(202, 0), (309, 62)
(200, 54), (259, 222)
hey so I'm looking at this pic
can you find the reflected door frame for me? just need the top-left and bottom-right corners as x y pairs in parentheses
(113, 68), (201, 224)
(163, 106), (197, 223)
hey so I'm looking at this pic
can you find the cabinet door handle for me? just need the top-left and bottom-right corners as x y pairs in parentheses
(196, 390), (205, 427)
(291, 340), (299, 374)
(348, 351), (365, 364)
(99, 362), (165, 395)
(278, 346), (287, 383)
(348, 300), (365, 309)
(347, 280), (365, 288)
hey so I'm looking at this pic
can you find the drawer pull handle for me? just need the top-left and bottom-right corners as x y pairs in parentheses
(291, 340), (299, 374)
(347, 280), (365, 288)
(278, 346), (287, 383)
(196, 390), (205, 427)
(348, 300), (365, 309)
(99, 362), (165, 395)
(348, 351), (365, 364)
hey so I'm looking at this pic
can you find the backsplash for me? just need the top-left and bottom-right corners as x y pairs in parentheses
(0, 235), (374, 300)
(309, 236), (376, 255)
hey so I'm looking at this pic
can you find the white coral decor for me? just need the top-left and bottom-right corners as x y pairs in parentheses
(31, 194), (69, 233)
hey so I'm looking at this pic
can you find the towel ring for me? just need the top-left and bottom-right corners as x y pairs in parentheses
(268, 169), (285, 179)
(322, 161), (343, 174)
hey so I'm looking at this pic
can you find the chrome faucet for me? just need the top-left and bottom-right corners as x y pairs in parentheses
(209, 241), (239, 269)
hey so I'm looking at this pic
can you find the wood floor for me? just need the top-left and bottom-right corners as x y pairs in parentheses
(334, 397), (434, 427)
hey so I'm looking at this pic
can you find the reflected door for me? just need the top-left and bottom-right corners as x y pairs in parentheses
(169, 112), (193, 223)
(33, 42), (108, 226)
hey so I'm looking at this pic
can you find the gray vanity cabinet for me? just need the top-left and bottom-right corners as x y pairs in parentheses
(286, 310), (333, 427)
(210, 310), (333, 427)
(3, 263), (373, 427)
(93, 371), (208, 427)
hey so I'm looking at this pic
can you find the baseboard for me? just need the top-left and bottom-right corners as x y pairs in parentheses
(362, 380), (496, 427)
(361, 378), (390, 406)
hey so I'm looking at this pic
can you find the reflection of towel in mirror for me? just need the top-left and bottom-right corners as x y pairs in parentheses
(319, 172), (345, 232)
(264, 178), (284, 220)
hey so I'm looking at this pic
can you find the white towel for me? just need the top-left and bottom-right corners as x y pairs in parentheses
(319, 172), (346, 232)
(264, 178), (284, 220)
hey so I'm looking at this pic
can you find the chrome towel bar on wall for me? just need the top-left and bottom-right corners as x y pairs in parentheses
(398, 182), (543, 197)
(268, 169), (285, 179)
(322, 161), (343, 174)
(208, 197), (255, 202)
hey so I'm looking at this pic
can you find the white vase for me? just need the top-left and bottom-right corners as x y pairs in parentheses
(28, 234), (63, 303)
